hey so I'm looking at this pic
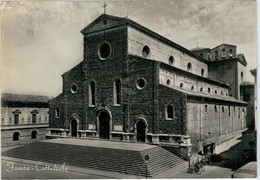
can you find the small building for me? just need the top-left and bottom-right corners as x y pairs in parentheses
(1, 93), (50, 147)
(250, 69), (257, 130)
(240, 81), (255, 130)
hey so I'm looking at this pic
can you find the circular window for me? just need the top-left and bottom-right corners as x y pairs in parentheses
(169, 56), (174, 64)
(142, 46), (150, 58)
(166, 79), (171, 85)
(71, 84), (78, 93)
(98, 42), (111, 60)
(136, 78), (146, 90)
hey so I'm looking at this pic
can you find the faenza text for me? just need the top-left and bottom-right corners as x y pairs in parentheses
(6, 162), (69, 172)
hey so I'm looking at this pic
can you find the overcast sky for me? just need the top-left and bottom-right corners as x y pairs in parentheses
(1, 1), (257, 97)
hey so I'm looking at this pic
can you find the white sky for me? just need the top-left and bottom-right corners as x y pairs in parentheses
(1, 1), (257, 97)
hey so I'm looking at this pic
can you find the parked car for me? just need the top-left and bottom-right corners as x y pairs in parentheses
(231, 161), (257, 178)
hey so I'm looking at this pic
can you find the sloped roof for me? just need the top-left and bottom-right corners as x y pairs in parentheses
(190, 47), (210, 51)
(240, 81), (254, 86)
(250, 69), (257, 76)
(62, 61), (83, 76)
(212, 43), (237, 49)
(160, 84), (246, 105)
(81, 14), (209, 64)
(1, 93), (51, 103)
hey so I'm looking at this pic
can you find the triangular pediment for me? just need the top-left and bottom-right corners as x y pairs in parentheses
(81, 14), (126, 34)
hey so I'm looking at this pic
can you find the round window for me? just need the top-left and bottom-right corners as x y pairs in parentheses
(98, 42), (111, 60)
(142, 46), (150, 58)
(71, 84), (78, 93)
(136, 78), (146, 90)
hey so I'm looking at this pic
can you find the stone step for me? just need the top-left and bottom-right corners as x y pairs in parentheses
(2, 141), (186, 177)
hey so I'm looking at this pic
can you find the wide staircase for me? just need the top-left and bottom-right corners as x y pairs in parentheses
(2, 141), (187, 177)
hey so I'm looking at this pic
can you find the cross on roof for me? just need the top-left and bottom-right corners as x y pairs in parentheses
(103, 3), (107, 14)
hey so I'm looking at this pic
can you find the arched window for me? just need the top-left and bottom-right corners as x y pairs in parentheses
(234, 106), (236, 116)
(222, 106), (224, 113)
(89, 81), (96, 106)
(221, 91), (223, 95)
(166, 105), (174, 120)
(166, 79), (171, 85)
(200, 87), (203, 92)
(180, 83), (184, 88)
(13, 132), (20, 141)
(55, 108), (60, 118)
(187, 63), (192, 71)
(191, 86), (194, 91)
(229, 49), (233, 58)
(238, 108), (240, 118)
(241, 72), (244, 82)
(169, 56), (174, 64)
(222, 48), (226, 59)
(31, 131), (37, 139)
(205, 105), (208, 113)
(114, 79), (121, 105)
(214, 105), (217, 112)
(142, 45), (150, 58)
(215, 90), (217, 94)
(215, 50), (218, 60)
(228, 106), (231, 116)
(201, 68), (205, 76)
(208, 88), (211, 93)
(208, 53), (211, 60)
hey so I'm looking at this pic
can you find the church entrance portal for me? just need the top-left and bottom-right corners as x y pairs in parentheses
(136, 120), (146, 142)
(71, 119), (78, 137)
(99, 111), (110, 139)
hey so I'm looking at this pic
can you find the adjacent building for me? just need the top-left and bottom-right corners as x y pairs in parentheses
(240, 81), (255, 130)
(1, 93), (50, 147)
(49, 14), (248, 156)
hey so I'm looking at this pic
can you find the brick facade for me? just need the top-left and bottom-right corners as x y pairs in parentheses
(49, 14), (248, 157)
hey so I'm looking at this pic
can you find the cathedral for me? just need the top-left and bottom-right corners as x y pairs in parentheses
(49, 14), (248, 156)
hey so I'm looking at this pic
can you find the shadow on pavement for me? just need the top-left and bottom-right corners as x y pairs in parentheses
(213, 130), (256, 171)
